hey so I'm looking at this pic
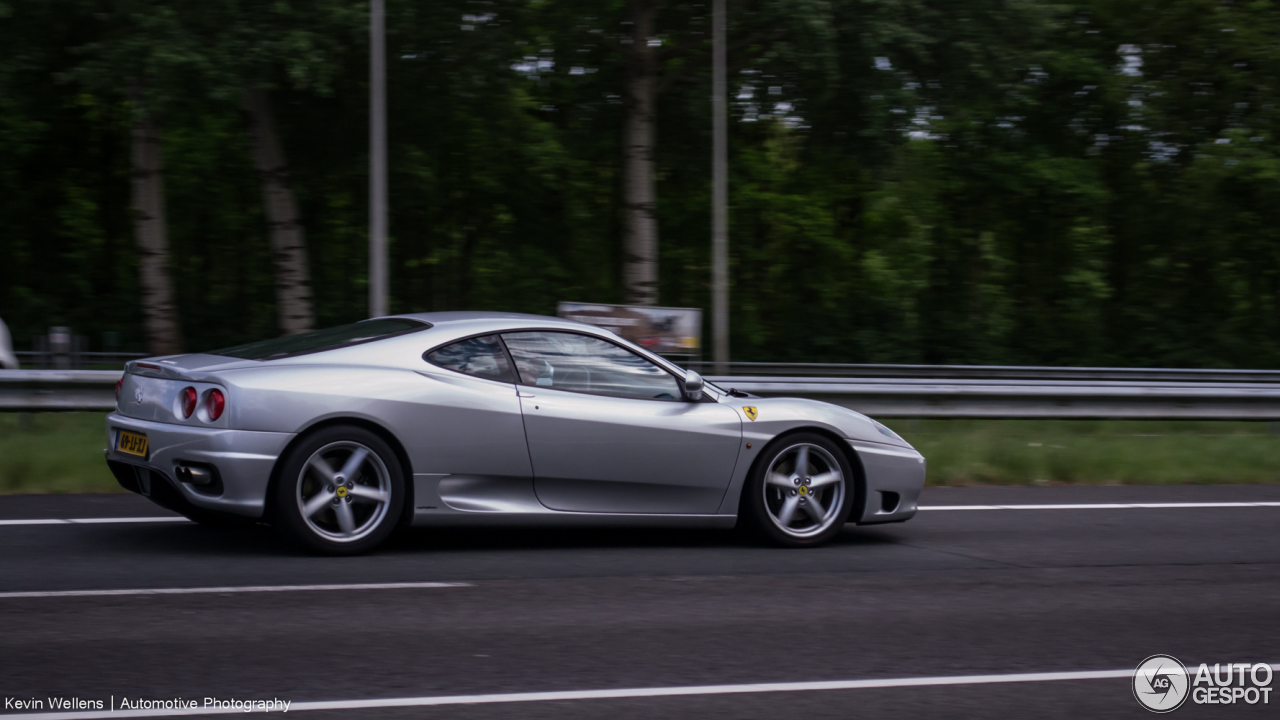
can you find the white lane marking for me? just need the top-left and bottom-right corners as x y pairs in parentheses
(0, 582), (469, 600)
(920, 501), (1280, 511)
(0, 516), (189, 526)
(1, 668), (1140, 718)
(5, 500), (1280, 527)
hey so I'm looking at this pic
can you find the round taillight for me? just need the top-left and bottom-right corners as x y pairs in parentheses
(179, 386), (197, 418)
(115, 377), (124, 402)
(207, 389), (225, 421)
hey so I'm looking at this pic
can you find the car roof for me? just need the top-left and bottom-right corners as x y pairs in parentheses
(385, 311), (601, 335)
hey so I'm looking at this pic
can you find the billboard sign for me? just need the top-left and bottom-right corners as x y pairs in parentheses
(556, 302), (702, 357)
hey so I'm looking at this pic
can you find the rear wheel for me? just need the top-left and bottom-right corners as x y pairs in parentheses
(272, 425), (404, 555)
(743, 433), (854, 547)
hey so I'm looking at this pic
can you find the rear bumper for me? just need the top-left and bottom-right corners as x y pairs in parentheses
(104, 413), (293, 518)
(848, 439), (925, 524)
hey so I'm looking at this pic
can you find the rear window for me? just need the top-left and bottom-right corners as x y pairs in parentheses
(425, 334), (516, 383)
(210, 319), (429, 360)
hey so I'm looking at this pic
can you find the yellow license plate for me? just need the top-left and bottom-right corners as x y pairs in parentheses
(117, 430), (148, 457)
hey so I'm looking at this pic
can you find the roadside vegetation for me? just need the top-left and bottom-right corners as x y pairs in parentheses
(903, 419), (1280, 486)
(7, 1), (1280, 374)
(3, 414), (1278, 495)
(0, 414), (117, 494)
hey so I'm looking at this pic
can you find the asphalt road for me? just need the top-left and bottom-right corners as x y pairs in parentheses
(2, 484), (1279, 719)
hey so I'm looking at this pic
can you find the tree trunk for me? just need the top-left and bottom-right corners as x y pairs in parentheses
(622, 0), (660, 306)
(129, 89), (183, 355)
(243, 86), (315, 335)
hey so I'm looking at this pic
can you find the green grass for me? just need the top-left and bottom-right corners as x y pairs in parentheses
(0, 413), (120, 494)
(895, 419), (1280, 486)
(1, 414), (1279, 494)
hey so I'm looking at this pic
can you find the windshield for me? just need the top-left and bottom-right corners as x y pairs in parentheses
(209, 318), (429, 360)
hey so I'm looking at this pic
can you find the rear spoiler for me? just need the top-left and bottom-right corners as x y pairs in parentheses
(124, 359), (196, 381)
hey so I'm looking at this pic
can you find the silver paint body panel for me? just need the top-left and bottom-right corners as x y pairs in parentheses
(104, 413), (291, 517)
(521, 388), (742, 514)
(103, 311), (924, 527)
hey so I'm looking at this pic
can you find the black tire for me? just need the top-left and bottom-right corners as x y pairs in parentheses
(272, 424), (405, 555)
(742, 432), (856, 547)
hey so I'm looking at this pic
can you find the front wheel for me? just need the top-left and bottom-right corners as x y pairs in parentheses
(272, 425), (405, 555)
(742, 433), (855, 547)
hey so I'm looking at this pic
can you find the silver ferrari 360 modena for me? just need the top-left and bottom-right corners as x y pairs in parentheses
(104, 312), (925, 554)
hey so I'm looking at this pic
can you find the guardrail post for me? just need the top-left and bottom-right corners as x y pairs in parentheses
(48, 327), (71, 369)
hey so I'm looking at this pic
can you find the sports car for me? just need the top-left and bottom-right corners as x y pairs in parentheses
(104, 312), (925, 554)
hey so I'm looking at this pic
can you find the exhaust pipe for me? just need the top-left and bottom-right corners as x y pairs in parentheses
(175, 464), (214, 487)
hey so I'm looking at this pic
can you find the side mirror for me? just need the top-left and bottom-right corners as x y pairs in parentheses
(682, 370), (704, 402)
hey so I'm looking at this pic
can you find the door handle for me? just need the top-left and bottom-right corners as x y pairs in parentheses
(517, 391), (536, 398)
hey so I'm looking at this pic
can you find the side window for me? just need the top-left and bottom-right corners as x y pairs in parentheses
(501, 331), (682, 401)
(425, 335), (515, 383)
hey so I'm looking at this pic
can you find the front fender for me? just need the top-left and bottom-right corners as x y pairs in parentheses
(713, 396), (921, 521)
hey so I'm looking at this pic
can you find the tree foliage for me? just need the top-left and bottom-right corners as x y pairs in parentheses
(2, 0), (1280, 367)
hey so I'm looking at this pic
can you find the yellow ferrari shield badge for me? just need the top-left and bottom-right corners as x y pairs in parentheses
(743, 406), (758, 421)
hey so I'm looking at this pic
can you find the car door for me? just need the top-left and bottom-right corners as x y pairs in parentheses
(501, 330), (742, 514)
(415, 334), (532, 491)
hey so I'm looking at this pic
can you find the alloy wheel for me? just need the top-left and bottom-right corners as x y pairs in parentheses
(761, 442), (846, 539)
(295, 441), (392, 543)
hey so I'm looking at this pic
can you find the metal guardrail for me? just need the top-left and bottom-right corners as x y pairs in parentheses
(0, 370), (121, 411)
(705, 376), (1280, 419)
(14, 350), (147, 370)
(6, 366), (1280, 419)
(687, 361), (1280, 384)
